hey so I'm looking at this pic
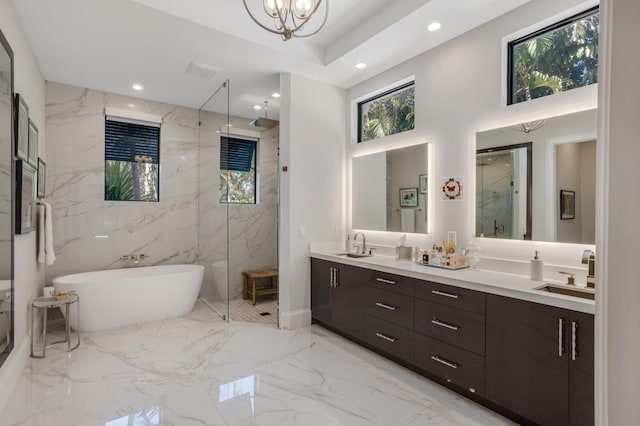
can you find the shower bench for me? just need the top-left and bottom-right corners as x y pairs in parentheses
(242, 269), (278, 305)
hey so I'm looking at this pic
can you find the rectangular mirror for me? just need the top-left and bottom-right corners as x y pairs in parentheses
(352, 143), (428, 233)
(476, 109), (596, 244)
(0, 29), (14, 366)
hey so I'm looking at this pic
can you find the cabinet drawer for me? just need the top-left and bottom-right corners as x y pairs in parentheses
(368, 271), (414, 296)
(415, 280), (485, 314)
(414, 299), (485, 355)
(414, 333), (485, 396)
(366, 287), (414, 329)
(364, 315), (413, 362)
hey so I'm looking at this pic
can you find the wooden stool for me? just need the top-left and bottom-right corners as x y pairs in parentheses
(243, 269), (278, 305)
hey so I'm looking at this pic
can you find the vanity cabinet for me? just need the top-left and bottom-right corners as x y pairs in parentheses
(485, 294), (594, 426)
(310, 257), (594, 425)
(363, 271), (415, 361)
(414, 280), (487, 395)
(311, 258), (370, 340)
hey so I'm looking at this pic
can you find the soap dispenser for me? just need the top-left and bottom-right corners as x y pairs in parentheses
(530, 251), (544, 281)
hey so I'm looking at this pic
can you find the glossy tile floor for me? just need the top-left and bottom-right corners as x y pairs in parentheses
(2, 301), (515, 425)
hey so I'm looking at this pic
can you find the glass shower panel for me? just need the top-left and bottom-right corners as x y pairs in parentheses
(198, 81), (230, 321)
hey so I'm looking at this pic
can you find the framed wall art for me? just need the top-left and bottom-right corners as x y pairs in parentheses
(37, 157), (46, 199)
(419, 174), (428, 194)
(15, 93), (28, 161)
(28, 118), (38, 166)
(16, 159), (36, 234)
(399, 187), (418, 207)
(560, 189), (575, 220)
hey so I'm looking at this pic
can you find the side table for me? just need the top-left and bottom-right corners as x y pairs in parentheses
(31, 294), (80, 358)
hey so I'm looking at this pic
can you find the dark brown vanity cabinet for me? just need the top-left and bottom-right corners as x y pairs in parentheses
(414, 280), (487, 395)
(486, 295), (594, 426)
(310, 259), (594, 425)
(363, 271), (415, 361)
(310, 258), (370, 340)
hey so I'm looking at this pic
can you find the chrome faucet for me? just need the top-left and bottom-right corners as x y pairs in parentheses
(121, 253), (148, 265)
(581, 249), (595, 288)
(353, 232), (366, 255)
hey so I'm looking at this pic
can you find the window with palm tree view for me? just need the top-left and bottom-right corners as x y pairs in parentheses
(509, 7), (599, 105)
(220, 136), (257, 204)
(104, 118), (160, 202)
(358, 81), (415, 143)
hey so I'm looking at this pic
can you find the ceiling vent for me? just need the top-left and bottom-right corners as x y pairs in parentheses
(185, 61), (220, 79)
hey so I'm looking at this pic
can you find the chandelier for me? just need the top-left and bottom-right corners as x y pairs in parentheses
(242, 0), (329, 41)
(510, 119), (548, 134)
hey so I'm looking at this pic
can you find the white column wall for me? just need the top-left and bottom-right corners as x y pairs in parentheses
(278, 73), (346, 329)
(597, 0), (640, 424)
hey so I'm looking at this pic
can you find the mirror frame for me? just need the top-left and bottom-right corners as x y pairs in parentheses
(0, 28), (14, 367)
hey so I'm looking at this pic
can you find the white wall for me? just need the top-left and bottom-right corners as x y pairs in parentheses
(0, 0), (45, 411)
(598, 0), (640, 423)
(345, 0), (597, 274)
(278, 73), (346, 329)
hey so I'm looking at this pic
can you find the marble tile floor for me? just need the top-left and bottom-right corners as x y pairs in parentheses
(1, 301), (516, 425)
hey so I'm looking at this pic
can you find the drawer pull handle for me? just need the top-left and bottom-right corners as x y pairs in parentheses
(375, 302), (397, 311)
(571, 320), (578, 361)
(375, 332), (397, 343)
(431, 290), (459, 299)
(431, 355), (459, 369)
(431, 318), (460, 331)
(376, 278), (396, 285)
(558, 318), (565, 357)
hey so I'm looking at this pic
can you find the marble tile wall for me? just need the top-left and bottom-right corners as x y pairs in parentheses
(45, 82), (278, 299)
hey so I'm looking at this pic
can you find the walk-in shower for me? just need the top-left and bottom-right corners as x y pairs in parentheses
(197, 80), (280, 326)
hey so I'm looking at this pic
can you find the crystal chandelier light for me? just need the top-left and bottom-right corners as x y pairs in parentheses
(242, 0), (329, 41)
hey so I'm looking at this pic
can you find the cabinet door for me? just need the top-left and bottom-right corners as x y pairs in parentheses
(569, 311), (594, 426)
(486, 295), (569, 425)
(311, 259), (333, 325)
(333, 263), (368, 340)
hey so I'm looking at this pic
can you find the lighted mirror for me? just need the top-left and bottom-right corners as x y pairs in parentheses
(476, 109), (596, 244)
(352, 143), (428, 233)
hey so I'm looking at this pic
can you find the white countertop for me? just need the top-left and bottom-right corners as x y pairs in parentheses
(310, 244), (595, 315)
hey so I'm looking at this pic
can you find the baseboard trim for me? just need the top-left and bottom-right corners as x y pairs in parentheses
(278, 308), (311, 330)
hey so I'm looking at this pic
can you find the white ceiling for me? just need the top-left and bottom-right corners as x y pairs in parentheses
(12, 0), (528, 120)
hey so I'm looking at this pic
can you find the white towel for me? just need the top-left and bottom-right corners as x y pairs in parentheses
(400, 209), (415, 233)
(37, 205), (45, 263)
(43, 202), (56, 265)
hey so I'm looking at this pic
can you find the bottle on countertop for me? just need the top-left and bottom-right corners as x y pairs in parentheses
(530, 250), (544, 281)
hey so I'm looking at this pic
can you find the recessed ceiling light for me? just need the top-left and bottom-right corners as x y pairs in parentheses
(127, 103), (135, 108)
(355, 63), (366, 69)
(427, 22), (441, 32)
(132, 84), (143, 91)
(253, 105), (262, 110)
(226, 123), (233, 127)
(272, 92), (281, 98)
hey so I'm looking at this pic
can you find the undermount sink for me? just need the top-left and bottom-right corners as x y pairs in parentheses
(336, 252), (372, 258)
(535, 284), (595, 300)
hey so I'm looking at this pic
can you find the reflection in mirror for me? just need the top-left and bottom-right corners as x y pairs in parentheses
(352, 143), (428, 233)
(0, 29), (14, 366)
(476, 109), (596, 243)
(476, 143), (531, 240)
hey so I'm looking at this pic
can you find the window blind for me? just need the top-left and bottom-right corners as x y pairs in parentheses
(105, 118), (160, 163)
(220, 136), (256, 172)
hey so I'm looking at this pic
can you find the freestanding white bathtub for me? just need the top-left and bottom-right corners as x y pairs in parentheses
(53, 264), (204, 332)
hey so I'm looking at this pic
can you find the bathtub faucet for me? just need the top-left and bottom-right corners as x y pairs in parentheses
(121, 253), (148, 265)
